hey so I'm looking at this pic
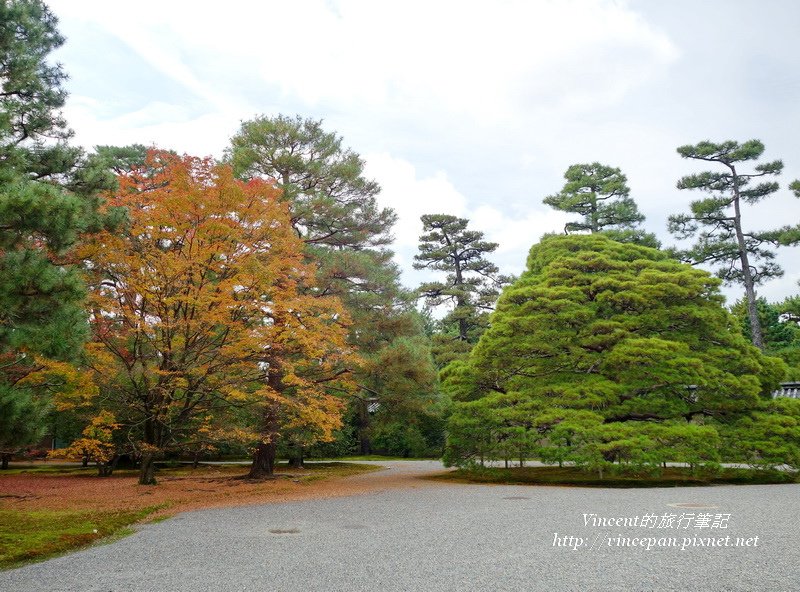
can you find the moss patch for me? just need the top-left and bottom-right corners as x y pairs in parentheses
(429, 466), (799, 488)
(0, 506), (161, 569)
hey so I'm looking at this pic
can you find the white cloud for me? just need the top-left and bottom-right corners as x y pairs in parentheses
(45, 0), (800, 302)
(50, 0), (678, 145)
(63, 97), (242, 156)
(473, 205), (572, 274)
(365, 152), (468, 248)
(366, 153), (571, 286)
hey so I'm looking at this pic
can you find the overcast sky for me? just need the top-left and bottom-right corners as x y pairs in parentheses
(47, 0), (800, 303)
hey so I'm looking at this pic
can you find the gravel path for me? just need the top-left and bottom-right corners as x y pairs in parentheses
(3, 461), (798, 591)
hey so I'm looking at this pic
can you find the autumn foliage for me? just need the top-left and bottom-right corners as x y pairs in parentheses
(79, 151), (356, 483)
(53, 411), (119, 475)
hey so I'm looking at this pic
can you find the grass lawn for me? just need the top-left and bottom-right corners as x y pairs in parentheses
(430, 465), (800, 488)
(0, 461), (377, 569)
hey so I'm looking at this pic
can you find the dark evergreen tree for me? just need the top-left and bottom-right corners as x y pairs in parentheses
(731, 297), (797, 353)
(94, 144), (149, 175)
(359, 330), (443, 457)
(731, 296), (800, 380)
(0, 0), (118, 464)
(443, 234), (788, 473)
(414, 214), (510, 366)
(227, 114), (395, 250)
(543, 162), (657, 246)
(668, 140), (785, 349)
(227, 115), (440, 459)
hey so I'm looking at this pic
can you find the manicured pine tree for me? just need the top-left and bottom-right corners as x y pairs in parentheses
(443, 234), (787, 472)
(543, 162), (658, 246)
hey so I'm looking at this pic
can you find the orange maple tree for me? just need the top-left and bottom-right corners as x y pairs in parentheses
(80, 151), (357, 484)
(52, 410), (120, 476)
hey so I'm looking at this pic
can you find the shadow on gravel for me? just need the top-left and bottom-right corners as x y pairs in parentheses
(426, 466), (799, 488)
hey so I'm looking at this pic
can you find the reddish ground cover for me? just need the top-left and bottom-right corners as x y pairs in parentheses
(0, 461), (443, 517)
(1, 465), (369, 517)
(1, 461), (448, 567)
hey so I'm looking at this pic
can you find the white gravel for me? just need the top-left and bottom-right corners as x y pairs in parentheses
(2, 461), (798, 591)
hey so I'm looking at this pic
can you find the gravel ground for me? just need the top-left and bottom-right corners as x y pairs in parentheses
(2, 461), (798, 592)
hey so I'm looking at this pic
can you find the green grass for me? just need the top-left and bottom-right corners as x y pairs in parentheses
(0, 506), (161, 569)
(430, 466), (800, 488)
(0, 464), (101, 476)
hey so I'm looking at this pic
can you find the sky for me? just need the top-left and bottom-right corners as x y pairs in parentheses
(47, 0), (800, 304)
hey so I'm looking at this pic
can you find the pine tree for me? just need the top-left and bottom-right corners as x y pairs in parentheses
(730, 296), (800, 380)
(443, 234), (787, 472)
(543, 162), (658, 247)
(227, 115), (440, 458)
(0, 0), (118, 463)
(668, 140), (785, 350)
(227, 114), (395, 249)
(414, 214), (509, 365)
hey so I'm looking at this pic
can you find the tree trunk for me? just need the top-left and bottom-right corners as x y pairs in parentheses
(287, 445), (304, 468)
(590, 194), (598, 232)
(1, 453), (10, 470)
(742, 264), (764, 349)
(249, 395), (280, 479)
(249, 441), (276, 478)
(359, 432), (371, 455)
(358, 398), (371, 455)
(250, 359), (285, 479)
(453, 257), (469, 342)
(731, 167), (764, 349)
(98, 454), (119, 477)
(138, 453), (157, 485)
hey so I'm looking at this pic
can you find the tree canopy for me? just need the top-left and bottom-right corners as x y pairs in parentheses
(0, 0), (120, 463)
(227, 114), (395, 250)
(227, 115), (440, 459)
(543, 162), (657, 247)
(414, 214), (509, 366)
(731, 295), (800, 380)
(79, 151), (356, 483)
(443, 234), (787, 474)
(3, 2), (800, 482)
(668, 139), (787, 350)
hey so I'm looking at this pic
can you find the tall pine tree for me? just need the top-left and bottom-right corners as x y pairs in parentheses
(227, 115), (439, 458)
(668, 140), (785, 350)
(414, 214), (509, 366)
(0, 0), (118, 465)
